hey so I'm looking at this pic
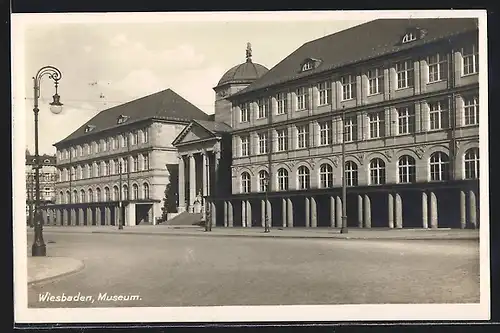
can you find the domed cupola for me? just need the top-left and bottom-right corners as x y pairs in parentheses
(215, 43), (269, 90)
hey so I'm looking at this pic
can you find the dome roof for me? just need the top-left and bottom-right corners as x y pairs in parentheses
(216, 43), (269, 87)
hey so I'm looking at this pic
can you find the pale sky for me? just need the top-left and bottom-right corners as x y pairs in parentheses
(18, 15), (369, 155)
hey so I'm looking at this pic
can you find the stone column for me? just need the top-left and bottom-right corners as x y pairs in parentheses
(357, 195), (363, 228)
(246, 200), (252, 227)
(430, 191), (438, 229)
(335, 196), (342, 228)
(87, 208), (92, 226)
(105, 207), (111, 225)
(79, 208), (84, 226)
(114, 206), (120, 226)
(261, 199), (266, 227)
(460, 191), (466, 229)
(71, 209), (77, 226)
(62, 209), (68, 226)
(241, 200), (247, 227)
(422, 192), (428, 229)
(305, 197), (310, 227)
(178, 154), (186, 212)
(311, 197), (317, 228)
(211, 202), (216, 227)
(469, 191), (477, 229)
(287, 198), (293, 227)
(202, 151), (208, 197)
(228, 202), (234, 227)
(364, 194), (371, 228)
(330, 196), (335, 228)
(395, 193), (403, 228)
(188, 153), (196, 212)
(388, 193), (394, 229)
(282, 198), (287, 228)
(266, 199), (272, 227)
(223, 201), (228, 227)
(56, 208), (62, 226)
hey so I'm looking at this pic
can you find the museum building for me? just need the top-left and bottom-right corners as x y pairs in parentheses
(177, 18), (481, 229)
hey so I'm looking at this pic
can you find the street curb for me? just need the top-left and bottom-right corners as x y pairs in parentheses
(89, 231), (479, 241)
(28, 259), (86, 287)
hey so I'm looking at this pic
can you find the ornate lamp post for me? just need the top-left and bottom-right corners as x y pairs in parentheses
(340, 106), (348, 234)
(31, 66), (63, 257)
(264, 177), (270, 233)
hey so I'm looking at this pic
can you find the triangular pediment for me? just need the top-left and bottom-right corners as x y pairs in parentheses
(173, 122), (217, 146)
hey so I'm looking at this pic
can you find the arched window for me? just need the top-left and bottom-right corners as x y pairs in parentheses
(297, 165), (310, 190)
(122, 185), (128, 201)
(72, 190), (78, 203)
(143, 183), (150, 199)
(96, 187), (102, 202)
(105, 161), (110, 176)
(113, 186), (119, 201)
(319, 163), (333, 188)
(464, 148), (479, 179)
(277, 168), (289, 191)
(398, 155), (416, 183)
(104, 187), (110, 201)
(430, 152), (449, 181)
(59, 191), (63, 204)
(143, 128), (149, 143)
(65, 191), (70, 204)
(80, 190), (85, 203)
(132, 184), (139, 200)
(241, 172), (251, 193)
(88, 189), (93, 202)
(258, 170), (269, 192)
(369, 158), (386, 185)
(345, 161), (358, 187)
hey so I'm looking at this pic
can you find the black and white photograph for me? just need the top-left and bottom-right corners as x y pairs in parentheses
(12, 10), (490, 324)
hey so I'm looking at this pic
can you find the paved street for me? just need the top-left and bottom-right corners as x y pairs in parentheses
(27, 231), (480, 308)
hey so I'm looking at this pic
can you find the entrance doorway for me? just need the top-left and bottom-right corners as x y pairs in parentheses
(135, 204), (153, 225)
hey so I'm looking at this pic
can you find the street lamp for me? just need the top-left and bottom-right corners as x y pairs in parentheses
(204, 153), (212, 232)
(264, 177), (270, 233)
(340, 105), (348, 234)
(118, 161), (123, 229)
(31, 66), (63, 257)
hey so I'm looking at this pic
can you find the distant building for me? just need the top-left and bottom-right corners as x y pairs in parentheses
(176, 18), (480, 229)
(25, 151), (57, 223)
(46, 89), (211, 226)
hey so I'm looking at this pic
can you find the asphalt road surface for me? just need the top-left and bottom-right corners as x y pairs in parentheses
(27, 232), (480, 308)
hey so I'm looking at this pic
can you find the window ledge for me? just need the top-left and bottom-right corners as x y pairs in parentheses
(395, 86), (413, 91)
(461, 72), (478, 78)
(427, 79), (447, 85)
(367, 92), (383, 97)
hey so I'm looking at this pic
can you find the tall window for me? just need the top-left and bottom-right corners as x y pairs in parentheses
(104, 161), (110, 176)
(143, 183), (149, 199)
(143, 153), (149, 170)
(464, 96), (479, 125)
(65, 191), (70, 204)
(241, 172), (251, 193)
(319, 121), (332, 146)
(122, 185), (128, 201)
(319, 163), (334, 188)
(276, 128), (288, 152)
(258, 132), (268, 154)
(143, 128), (149, 143)
(80, 190), (85, 203)
(258, 170), (269, 192)
(123, 158), (129, 173)
(95, 141), (100, 153)
(344, 116), (357, 142)
(369, 158), (386, 185)
(462, 44), (479, 75)
(132, 184), (139, 200)
(96, 188), (102, 202)
(297, 166), (310, 190)
(85, 144), (90, 155)
(95, 163), (100, 177)
(240, 135), (249, 157)
(341, 75), (356, 100)
(318, 81), (331, 105)
(102, 139), (108, 152)
(133, 156), (139, 172)
(132, 131), (139, 145)
(398, 155), (416, 183)
(277, 92), (287, 115)
(88, 189), (93, 202)
(77, 145), (83, 156)
(428, 53), (448, 82)
(464, 148), (479, 179)
(113, 136), (119, 149)
(104, 187), (110, 201)
(429, 100), (449, 130)
(240, 103), (249, 123)
(73, 190), (78, 203)
(277, 168), (289, 191)
(88, 164), (93, 178)
(398, 106), (415, 134)
(113, 186), (119, 201)
(430, 152), (450, 181)
(257, 98), (269, 119)
(296, 87), (308, 110)
(396, 60), (414, 89)
(297, 124), (309, 148)
(345, 161), (358, 187)
(368, 111), (385, 139)
(367, 68), (383, 95)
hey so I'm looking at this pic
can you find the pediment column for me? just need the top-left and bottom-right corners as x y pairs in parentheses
(177, 154), (186, 213)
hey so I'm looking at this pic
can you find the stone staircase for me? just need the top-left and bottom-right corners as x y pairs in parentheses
(163, 212), (204, 226)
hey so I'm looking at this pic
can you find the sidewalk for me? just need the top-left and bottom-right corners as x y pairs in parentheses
(27, 256), (85, 285)
(37, 225), (480, 240)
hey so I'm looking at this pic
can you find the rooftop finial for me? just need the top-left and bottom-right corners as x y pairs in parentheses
(246, 42), (252, 62)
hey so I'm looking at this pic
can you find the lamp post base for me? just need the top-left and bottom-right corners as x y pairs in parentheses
(340, 216), (348, 234)
(32, 243), (46, 257)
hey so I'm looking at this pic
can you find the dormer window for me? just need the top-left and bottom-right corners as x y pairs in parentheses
(302, 62), (313, 71)
(402, 32), (417, 44)
(84, 125), (96, 133)
(117, 115), (130, 124)
(401, 27), (427, 44)
(300, 58), (321, 72)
